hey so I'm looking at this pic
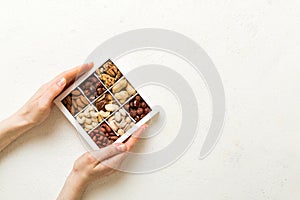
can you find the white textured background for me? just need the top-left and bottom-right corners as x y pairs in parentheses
(0, 0), (299, 199)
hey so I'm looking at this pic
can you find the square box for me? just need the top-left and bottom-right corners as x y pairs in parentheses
(55, 59), (157, 150)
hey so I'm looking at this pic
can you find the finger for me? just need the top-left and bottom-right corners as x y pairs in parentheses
(62, 62), (94, 85)
(95, 152), (127, 173)
(41, 63), (93, 105)
(125, 124), (148, 151)
(50, 62), (94, 86)
(90, 143), (127, 165)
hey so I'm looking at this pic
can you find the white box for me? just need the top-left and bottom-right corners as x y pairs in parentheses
(54, 59), (158, 150)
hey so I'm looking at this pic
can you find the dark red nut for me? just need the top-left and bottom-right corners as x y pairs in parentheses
(99, 135), (104, 141)
(110, 136), (118, 140)
(108, 140), (114, 145)
(96, 82), (102, 87)
(105, 125), (111, 133)
(144, 107), (150, 114)
(91, 77), (98, 83)
(85, 81), (92, 88)
(137, 108), (144, 115)
(135, 95), (141, 101)
(100, 127), (106, 133)
(141, 102), (147, 108)
(130, 109), (137, 117)
(84, 90), (91, 96)
(89, 86), (95, 91)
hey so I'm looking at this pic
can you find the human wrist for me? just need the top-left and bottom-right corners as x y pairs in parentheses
(68, 170), (89, 190)
(57, 171), (88, 200)
(10, 111), (35, 134)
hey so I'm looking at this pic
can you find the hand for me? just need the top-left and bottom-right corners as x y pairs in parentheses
(0, 63), (93, 152)
(16, 63), (93, 128)
(57, 124), (147, 200)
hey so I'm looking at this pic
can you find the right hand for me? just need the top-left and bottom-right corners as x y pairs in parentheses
(57, 124), (147, 200)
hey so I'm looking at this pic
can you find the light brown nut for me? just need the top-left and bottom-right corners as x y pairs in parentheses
(115, 91), (129, 100)
(112, 79), (127, 93)
(71, 90), (81, 96)
(126, 84), (136, 96)
(105, 104), (119, 112)
(76, 98), (85, 107)
(80, 96), (89, 104)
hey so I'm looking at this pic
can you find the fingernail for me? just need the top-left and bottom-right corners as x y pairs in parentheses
(87, 62), (94, 68)
(56, 77), (66, 87)
(115, 143), (127, 151)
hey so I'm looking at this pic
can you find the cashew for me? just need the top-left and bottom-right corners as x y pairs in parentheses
(76, 116), (86, 124)
(85, 118), (92, 125)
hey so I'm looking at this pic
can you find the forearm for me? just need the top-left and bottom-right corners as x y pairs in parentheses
(0, 114), (33, 152)
(57, 171), (88, 200)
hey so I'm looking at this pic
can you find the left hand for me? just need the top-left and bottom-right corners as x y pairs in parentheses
(16, 63), (93, 128)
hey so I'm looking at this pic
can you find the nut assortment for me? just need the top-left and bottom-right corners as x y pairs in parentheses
(62, 89), (89, 115)
(124, 94), (151, 122)
(96, 60), (122, 88)
(58, 59), (152, 149)
(111, 77), (136, 104)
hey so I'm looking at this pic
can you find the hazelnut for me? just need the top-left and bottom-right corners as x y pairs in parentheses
(130, 109), (137, 117)
(135, 95), (141, 101)
(141, 102), (147, 108)
(137, 108), (144, 115)
(144, 107), (150, 114)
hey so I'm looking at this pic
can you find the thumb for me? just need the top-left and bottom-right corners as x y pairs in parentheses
(41, 77), (66, 106)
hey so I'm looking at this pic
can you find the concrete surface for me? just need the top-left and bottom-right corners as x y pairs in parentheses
(0, 0), (299, 199)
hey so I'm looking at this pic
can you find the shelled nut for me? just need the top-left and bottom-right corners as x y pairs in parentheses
(62, 88), (89, 115)
(107, 108), (135, 135)
(94, 92), (119, 121)
(95, 60), (122, 88)
(111, 78), (136, 104)
(76, 105), (99, 132)
(89, 122), (120, 148)
(125, 94), (151, 122)
(80, 75), (104, 101)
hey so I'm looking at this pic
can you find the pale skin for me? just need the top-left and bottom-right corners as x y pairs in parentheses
(0, 63), (146, 200)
